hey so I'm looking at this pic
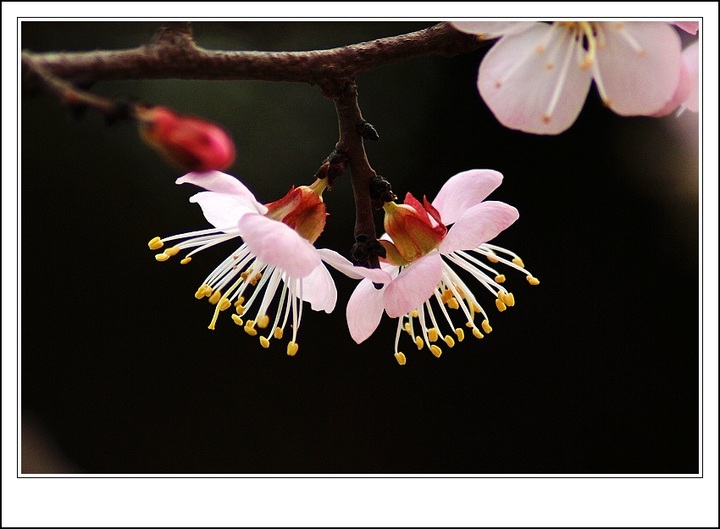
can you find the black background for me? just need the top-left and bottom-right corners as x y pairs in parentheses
(21, 22), (700, 474)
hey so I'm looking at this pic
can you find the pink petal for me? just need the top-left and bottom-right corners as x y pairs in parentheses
(594, 22), (682, 116)
(431, 169), (504, 225)
(673, 22), (699, 35)
(301, 264), (337, 313)
(384, 252), (443, 318)
(478, 23), (592, 134)
(346, 279), (386, 343)
(650, 57), (691, 117)
(189, 191), (262, 230)
(682, 41), (699, 112)
(177, 171), (267, 214)
(315, 249), (392, 284)
(450, 21), (535, 38)
(439, 201), (519, 254)
(237, 213), (321, 278)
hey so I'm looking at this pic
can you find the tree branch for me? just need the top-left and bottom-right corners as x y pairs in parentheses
(22, 22), (480, 99)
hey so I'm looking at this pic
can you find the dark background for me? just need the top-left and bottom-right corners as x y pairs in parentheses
(21, 22), (699, 474)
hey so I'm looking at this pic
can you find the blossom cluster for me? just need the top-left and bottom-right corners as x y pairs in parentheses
(149, 169), (538, 364)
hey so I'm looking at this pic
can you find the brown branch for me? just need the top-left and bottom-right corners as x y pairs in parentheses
(335, 82), (381, 269)
(22, 22), (480, 99)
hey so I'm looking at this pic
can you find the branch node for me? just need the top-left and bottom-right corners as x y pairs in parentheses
(357, 121), (380, 141)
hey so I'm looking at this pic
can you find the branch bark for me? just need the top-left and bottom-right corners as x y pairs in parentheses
(22, 22), (480, 98)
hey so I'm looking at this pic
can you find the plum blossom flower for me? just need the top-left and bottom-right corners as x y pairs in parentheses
(346, 169), (539, 365)
(451, 21), (690, 134)
(148, 171), (385, 357)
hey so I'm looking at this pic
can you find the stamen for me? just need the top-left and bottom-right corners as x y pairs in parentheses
(415, 336), (425, 350)
(444, 335), (455, 348)
(274, 327), (284, 339)
(231, 314), (244, 326)
(287, 341), (299, 356)
(472, 328), (484, 339)
(495, 274), (506, 283)
(428, 328), (439, 342)
(394, 352), (407, 365)
(180, 257), (192, 265)
(429, 345), (442, 358)
(482, 320), (493, 334)
(495, 298), (507, 312)
(455, 328), (465, 342)
(259, 336), (270, 349)
(148, 237), (163, 250)
(543, 28), (579, 123)
(527, 276), (541, 286)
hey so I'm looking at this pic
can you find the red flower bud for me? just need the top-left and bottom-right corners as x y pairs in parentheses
(137, 106), (235, 171)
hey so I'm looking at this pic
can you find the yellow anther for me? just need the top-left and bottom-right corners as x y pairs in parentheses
(240, 270), (252, 280)
(237, 296), (246, 305)
(430, 345), (442, 358)
(472, 328), (484, 339)
(249, 272), (262, 286)
(482, 320), (493, 334)
(441, 290), (454, 303)
(444, 335), (455, 348)
(154, 253), (170, 262)
(428, 328), (439, 342)
(164, 246), (180, 257)
(287, 341), (299, 356)
(527, 276), (540, 286)
(415, 336), (424, 350)
(448, 297), (460, 310)
(394, 352), (407, 365)
(244, 320), (257, 336)
(512, 256), (525, 268)
(403, 322), (412, 334)
(218, 298), (231, 311)
(257, 315), (270, 329)
(259, 336), (270, 349)
(235, 304), (245, 315)
(209, 291), (222, 305)
(504, 292), (515, 307)
(195, 285), (211, 299)
(411, 309), (419, 318)
(487, 253), (499, 263)
(495, 298), (507, 312)
(454, 328), (465, 342)
(466, 321), (475, 328)
(148, 237), (164, 250)
(180, 257), (192, 265)
(495, 274), (506, 284)
(231, 314), (244, 327)
(273, 327), (284, 340)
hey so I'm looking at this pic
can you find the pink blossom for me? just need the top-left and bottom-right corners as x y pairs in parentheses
(452, 21), (685, 134)
(149, 171), (386, 357)
(346, 170), (539, 365)
(680, 41), (699, 113)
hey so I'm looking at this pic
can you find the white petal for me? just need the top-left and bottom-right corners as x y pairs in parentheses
(315, 248), (393, 284)
(594, 22), (682, 116)
(450, 21), (535, 38)
(439, 201), (519, 254)
(237, 213), (321, 278)
(189, 191), (262, 230)
(177, 171), (267, 214)
(346, 279), (386, 343)
(301, 264), (337, 313)
(478, 23), (592, 134)
(384, 252), (443, 318)
(431, 169), (503, 225)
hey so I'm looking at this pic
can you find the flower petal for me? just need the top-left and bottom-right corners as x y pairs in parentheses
(478, 23), (592, 134)
(384, 252), (443, 318)
(177, 171), (267, 214)
(315, 248), (392, 284)
(682, 41), (699, 112)
(673, 21), (699, 35)
(650, 55), (691, 117)
(189, 191), (262, 230)
(431, 169), (504, 224)
(439, 201), (519, 254)
(451, 21), (535, 38)
(595, 22), (682, 116)
(301, 264), (337, 313)
(346, 278), (386, 343)
(237, 213), (321, 278)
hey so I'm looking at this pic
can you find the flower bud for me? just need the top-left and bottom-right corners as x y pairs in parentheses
(137, 106), (235, 171)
